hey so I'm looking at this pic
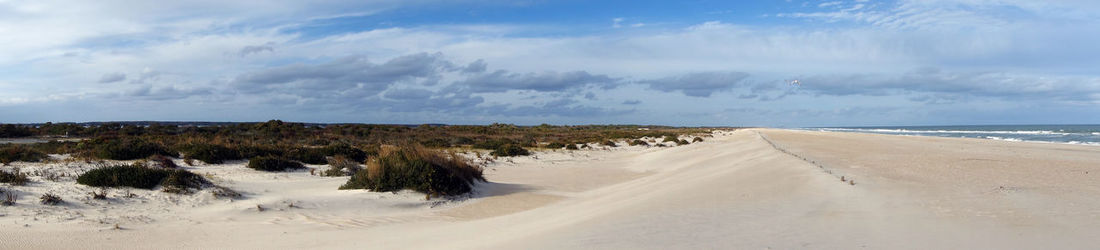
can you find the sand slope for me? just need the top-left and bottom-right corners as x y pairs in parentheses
(4, 129), (1100, 249)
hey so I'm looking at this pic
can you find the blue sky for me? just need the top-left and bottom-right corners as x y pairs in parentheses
(1, 0), (1099, 127)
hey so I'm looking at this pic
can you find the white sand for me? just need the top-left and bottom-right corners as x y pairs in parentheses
(3, 129), (1100, 249)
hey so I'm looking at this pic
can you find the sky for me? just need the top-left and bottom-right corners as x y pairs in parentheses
(1, 0), (1099, 127)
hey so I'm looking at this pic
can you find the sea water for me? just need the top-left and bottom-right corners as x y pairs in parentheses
(809, 125), (1100, 146)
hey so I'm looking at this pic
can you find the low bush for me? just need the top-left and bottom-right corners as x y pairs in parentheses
(286, 148), (326, 164)
(544, 142), (566, 149)
(565, 144), (579, 150)
(247, 156), (305, 172)
(0, 168), (29, 185)
(322, 144), (367, 162)
(692, 137), (704, 143)
(419, 138), (452, 148)
(491, 144), (530, 157)
(236, 145), (285, 159)
(629, 139), (649, 146)
(679, 139), (690, 145)
(179, 143), (239, 164)
(150, 154), (178, 169)
(40, 193), (62, 205)
(600, 140), (618, 147)
(322, 155), (360, 177)
(340, 145), (483, 195)
(472, 139), (513, 150)
(663, 135), (679, 144)
(0, 146), (47, 164)
(92, 138), (177, 160)
(76, 165), (209, 192)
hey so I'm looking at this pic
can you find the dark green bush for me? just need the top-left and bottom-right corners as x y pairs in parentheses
(692, 137), (704, 143)
(286, 148), (326, 164)
(491, 144), (530, 157)
(544, 142), (566, 149)
(472, 138), (513, 150)
(340, 145), (483, 195)
(0, 124), (33, 138)
(247, 156), (305, 172)
(663, 135), (679, 144)
(322, 144), (366, 162)
(92, 139), (177, 160)
(419, 138), (452, 148)
(629, 139), (649, 146)
(0, 169), (29, 185)
(236, 145), (285, 159)
(565, 144), (579, 150)
(679, 139), (690, 145)
(180, 143), (239, 164)
(600, 140), (618, 147)
(0, 146), (46, 164)
(77, 165), (208, 192)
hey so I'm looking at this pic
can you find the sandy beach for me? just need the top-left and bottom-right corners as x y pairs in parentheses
(4, 128), (1100, 249)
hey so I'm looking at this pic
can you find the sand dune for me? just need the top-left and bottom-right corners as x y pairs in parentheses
(4, 129), (1100, 249)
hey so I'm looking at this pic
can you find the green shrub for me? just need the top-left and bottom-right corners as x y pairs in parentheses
(149, 154), (178, 168)
(629, 139), (649, 146)
(663, 135), (679, 144)
(600, 140), (618, 147)
(76, 165), (208, 192)
(92, 139), (177, 160)
(419, 138), (452, 148)
(247, 156), (305, 172)
(322, 144), (367, 162)
(0, 146), (46, 164)
(491, 144), (529, 157)
(287, 148), (326, 164)
(0, 169), (29, 185)
(323, 155), (360, 177)
(236, 145), (285, 159)
(679, 139), (690, 145)
(340, 145), (483, 195)
(692, 137), (704, 143)
(565, 144), (579, 150)
(544, 142), (566, 149)
(180, 143), (239, 164)
(472, 139), (513, 150)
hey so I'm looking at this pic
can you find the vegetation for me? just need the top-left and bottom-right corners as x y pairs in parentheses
(491, 144), (530, 157)
(247, 156), (305, 172)
(663, 135), (679, 144)
(693, 137), (704, 143)
(39, 193), (62, 205)
(544, 142), (566, 149)
(322, 155), (361, 177)
(600, 140), (618, 147)
(179, 143), (238, 164)
(0, 124), (33, 138)
(91, 138), (177, 160)
(629, 139), (649, 146)
(565, 143), (579, 150)
(340, 145), (483, 195)
(0, 168), (29, 185)
(0, 146), (46, 164)
(77, 165), (209, 192)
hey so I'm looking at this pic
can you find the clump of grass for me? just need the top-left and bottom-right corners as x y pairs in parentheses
(600, 140), (618, 147)
(490, 144), (529, 157)
(91, 189), (108, 200)
(678, 139), (690, 145)
(662, 135), (679, 144)
(149, 154), (178, 169)
(322, 155), (361, 177)
(247, 156), (305, 172)
(692, 137), (704, 143)
(0, 168), (29, 185)
(76, 164), (210, 192)
(40, 193), (62, 205)
(340, 145), (484, 196)
(629, 139), (649, 146)
(179, 143), (238, 164)
(0, 146), (47, 165)
(2, 190), (16, 206)
(91, 138), (177, 160)
(565, 144), (579, 150)
(544, 142), (566, 149)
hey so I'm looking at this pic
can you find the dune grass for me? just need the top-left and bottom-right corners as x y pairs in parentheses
(340, 145), (483, 195)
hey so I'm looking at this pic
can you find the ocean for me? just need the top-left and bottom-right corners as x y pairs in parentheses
(808, 125), (1100, 146)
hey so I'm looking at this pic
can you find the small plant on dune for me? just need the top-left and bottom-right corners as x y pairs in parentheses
(322, 155), (360, 177)
(565, 143), (579, 150)
(544, 142), (566, 149)
(91, 189), (108, 200)
(0, 168), (29, 185)
(40, 193), (62, 205)
(211, 186), (242, 199)
(662, 135), (679, 144)
(692, 137), (704, 143)
(150, 154), (178, 169)
(679, 139), (690, 145)
(247, 156), (305, 172)
(340, 144), (484, 196)
(0, 146), (47, 165)
(490, 144), (530, 157)
(77, 164), (210, 193)
(600, 140), (618, 147)
(629, 139), (649, 146)
(179, 143), (239, 164)
(2, 190), (16, 206)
